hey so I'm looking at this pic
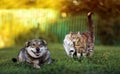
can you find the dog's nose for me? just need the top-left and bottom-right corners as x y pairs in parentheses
(36, 47), (40, 52)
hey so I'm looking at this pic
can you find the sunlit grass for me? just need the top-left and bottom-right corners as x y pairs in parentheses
(0, 43), (120, 74)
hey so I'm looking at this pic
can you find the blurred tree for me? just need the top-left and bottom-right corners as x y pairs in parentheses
(61, 0), (120, 45)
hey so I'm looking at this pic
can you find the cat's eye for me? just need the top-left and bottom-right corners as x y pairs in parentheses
(39, 45), (44, 47)
(32, 44), (35, 46)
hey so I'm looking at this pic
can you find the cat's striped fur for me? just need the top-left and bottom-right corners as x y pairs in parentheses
(63, 12), (95, 59)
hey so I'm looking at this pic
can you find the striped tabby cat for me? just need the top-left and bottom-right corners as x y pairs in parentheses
(63, 12), (95, 59)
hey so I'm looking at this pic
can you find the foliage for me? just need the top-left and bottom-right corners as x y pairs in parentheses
(0, 44), (120, 74)
(14, 27), (58, 45)
(0, 22), (30, 47)
(62, 0), (120, 15)
(97, 17), (120, 45)
(0, 0), (63, 9)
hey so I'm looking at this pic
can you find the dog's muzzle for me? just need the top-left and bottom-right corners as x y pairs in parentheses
(31, 50), (40, 56)
(31, 47), (40, 56)
(36, 47), (40, 53)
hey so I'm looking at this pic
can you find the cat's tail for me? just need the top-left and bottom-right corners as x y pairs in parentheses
(87, 12), (94, 42)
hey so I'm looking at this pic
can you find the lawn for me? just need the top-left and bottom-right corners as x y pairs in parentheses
(0, 43), (120, 74)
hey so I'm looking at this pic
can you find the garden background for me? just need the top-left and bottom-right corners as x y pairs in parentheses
(0, 0), (120, 74)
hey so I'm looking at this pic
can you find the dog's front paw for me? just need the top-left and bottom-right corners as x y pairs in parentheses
(34, 64), (41, 69)
(47, 58), (52, 64)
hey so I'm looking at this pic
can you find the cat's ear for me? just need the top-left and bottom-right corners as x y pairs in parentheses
(69, 32), (72, 36)
(69, 32), (73, 38)
(77, 32), (80, 34)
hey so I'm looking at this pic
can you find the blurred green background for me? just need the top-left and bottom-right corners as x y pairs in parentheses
(0, 0), (120, 48)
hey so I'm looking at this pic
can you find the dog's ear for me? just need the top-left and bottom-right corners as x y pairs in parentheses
(42, 40), (47, 46)
(25, 41), (31, 47)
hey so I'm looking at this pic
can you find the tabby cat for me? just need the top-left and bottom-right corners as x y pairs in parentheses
(63, 12), (95, 59)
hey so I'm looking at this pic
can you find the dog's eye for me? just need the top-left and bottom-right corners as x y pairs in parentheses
(32, 44), (35, 46)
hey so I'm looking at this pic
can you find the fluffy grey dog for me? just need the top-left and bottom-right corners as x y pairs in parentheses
(12, 39), (52, 69)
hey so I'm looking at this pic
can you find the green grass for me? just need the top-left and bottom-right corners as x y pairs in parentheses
(0, 43), (120, 74)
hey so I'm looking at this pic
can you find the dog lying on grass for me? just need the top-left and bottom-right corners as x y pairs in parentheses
(12, 39), (52, 69)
